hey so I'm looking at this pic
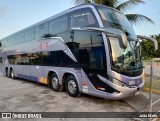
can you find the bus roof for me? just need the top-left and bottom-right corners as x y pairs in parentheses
(0, 3), (122, 41)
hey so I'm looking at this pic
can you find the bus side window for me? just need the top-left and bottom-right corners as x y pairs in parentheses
(70, 8), (99, 28)
(17, 32), (25, 44)
(56, 51), (76, 66)
(36, 22), (49, 40)
(25, 27), (35, 42)
(8, 55), (16, 64)
(29, 52), (43, 65)
(42, 51), (57, 66)
(7, 37), (11, 47)
(73, 31), (103, 48)
(71, 31), (106, 69)
(49, 15), (68, 36)
(1, 39), (4, 47)
(13, 35), (17, 45)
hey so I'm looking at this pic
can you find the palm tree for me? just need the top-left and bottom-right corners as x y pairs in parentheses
(73, 0), (154, 25)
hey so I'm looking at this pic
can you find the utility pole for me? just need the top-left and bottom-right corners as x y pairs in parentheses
(149, 58), (153, 112)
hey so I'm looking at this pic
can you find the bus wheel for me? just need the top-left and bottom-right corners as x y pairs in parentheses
(65, 76), (80, 97)
(10, 69), (15, 79)
(6, 69), (10, 78)
(50, 73), (61, 92)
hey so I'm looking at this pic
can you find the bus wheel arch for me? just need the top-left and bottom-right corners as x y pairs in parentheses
(48, 71), (63, 92)
(63, 73), (80, 97)
(5, 67), (8, 76)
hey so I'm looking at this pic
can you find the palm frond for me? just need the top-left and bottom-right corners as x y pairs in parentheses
(101, 0), (118, 7)
(126, 14), (154, 25)
(95, 0), (104, 4)
(73, 0), (91, 5)
(116, 0), (145, 12)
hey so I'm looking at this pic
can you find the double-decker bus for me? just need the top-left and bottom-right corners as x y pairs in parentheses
(0, 4), (158, 99)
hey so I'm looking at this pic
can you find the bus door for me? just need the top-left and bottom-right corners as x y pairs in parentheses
(71, 30), (107, 92)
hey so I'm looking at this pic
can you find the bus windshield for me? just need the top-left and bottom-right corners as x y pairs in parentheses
(109, 37), (142, 71)
(97, 6), (137, 40)
(97, 6), (142, 71)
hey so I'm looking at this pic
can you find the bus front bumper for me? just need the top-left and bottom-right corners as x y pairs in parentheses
(97, 75), (145, 100)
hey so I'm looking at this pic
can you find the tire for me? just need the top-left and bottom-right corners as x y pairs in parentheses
(10, 69), (15, 79)
(65, 75), (80, 97)
(50, 73), (62, 92)
(6, 68), (10, 78)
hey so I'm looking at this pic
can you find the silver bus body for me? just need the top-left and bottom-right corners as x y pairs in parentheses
(1, 4), (155, 99)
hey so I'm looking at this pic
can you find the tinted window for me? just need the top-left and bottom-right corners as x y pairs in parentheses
(5, 38), (9, 47)
(0, 39), (4, 47)
(57, 32), (71, 43)
(6, 48), (79, 67)
(15, 54), (30, 65)
(36, 22), (49, 39)
(42, 51), (57, 66)
(79, 47), (105, 69)
(42, 51), (75, 66)
(0, 57), (2, 63)
(30, 52), (43, 65)
(11, 35), (17, 45)
(9, 53), (42, 65)
(70, 31), (106, 69)
(25, 27), (35, 42)
(73, 31), (103, 48)
(8, 55), (16, 64)
(57, 51), (76, 66)
(70, 9), (98, 28)
(7, 37), (11, 47)
(49, 15), (67, 35)
(17, 32), (25, 44)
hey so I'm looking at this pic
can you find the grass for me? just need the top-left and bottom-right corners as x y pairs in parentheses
(155, 60), (160, 63)
(143, 74), (160, 94)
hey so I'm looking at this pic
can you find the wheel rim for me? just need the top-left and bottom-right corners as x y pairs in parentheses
(52, 77), (59, 89)
(68, 80), (77, 94)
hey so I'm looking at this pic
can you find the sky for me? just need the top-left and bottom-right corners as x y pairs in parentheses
(0, 0), (160, 39)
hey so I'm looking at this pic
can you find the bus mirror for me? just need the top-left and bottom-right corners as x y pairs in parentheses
(105, 28), (128, 49)
(117, 31), (128, 49)
(137, 35), (158, 51)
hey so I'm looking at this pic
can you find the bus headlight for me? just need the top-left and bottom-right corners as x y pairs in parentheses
(110, 77), (127, 87)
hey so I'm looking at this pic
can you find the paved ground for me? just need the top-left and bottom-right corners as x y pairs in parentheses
(0, 73), (160, 121)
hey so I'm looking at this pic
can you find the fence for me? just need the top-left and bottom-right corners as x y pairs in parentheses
(143, 59), (160, 94)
